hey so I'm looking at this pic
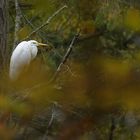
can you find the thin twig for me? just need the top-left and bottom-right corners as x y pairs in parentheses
(24, 5), (67, 40)
(63, 65), (77, 77)
(22, 13), (34, 29)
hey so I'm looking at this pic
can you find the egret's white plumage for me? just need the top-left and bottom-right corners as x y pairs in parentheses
(9, 40), (47, 80)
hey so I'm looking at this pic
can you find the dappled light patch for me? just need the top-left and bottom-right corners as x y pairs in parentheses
(125, 8), (140, 31)
(101, 57), (131, 82)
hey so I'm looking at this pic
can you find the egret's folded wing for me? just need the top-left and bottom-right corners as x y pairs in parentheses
(9, 42), (31, 80)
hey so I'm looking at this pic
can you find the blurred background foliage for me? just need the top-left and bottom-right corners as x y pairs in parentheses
(1, 0), (140, 139)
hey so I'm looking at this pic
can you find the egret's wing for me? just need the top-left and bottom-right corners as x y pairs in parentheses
(10, 41), (31, 80)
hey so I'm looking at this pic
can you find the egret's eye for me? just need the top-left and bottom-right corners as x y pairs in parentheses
(32, 42), (37, 45)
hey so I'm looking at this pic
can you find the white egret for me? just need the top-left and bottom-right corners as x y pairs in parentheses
(9, 40), (48, 80)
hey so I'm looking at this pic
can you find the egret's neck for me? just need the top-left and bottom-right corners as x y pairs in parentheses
(29, 45), (38, 60)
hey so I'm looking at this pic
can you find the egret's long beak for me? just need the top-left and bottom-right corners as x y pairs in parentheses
(38, 42), (49, 47)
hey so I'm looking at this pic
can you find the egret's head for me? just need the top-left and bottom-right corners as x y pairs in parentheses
(28, 40), (48, 47)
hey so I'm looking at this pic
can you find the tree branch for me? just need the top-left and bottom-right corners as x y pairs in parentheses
(13, 0), (21, 49)
(41, 104), (55, 140)
(50, 32), (79, 82)
(24, 5), (67, 40)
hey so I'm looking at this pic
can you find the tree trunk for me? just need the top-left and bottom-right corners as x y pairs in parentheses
(0, 0), (8, 69)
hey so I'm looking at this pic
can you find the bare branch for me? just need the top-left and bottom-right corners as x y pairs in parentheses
(50, 32), (80, 82)
(24, 5), (67, 40)
(52, 33), (79, 81)
(41, 105), (55, 140)
(0, 0), (8, 67)
(13, 0), (21, 49)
